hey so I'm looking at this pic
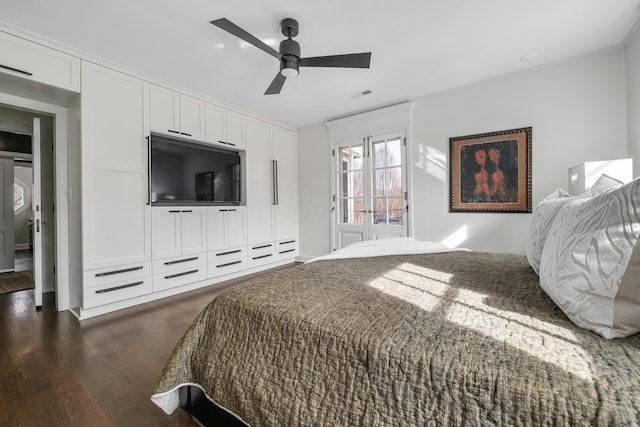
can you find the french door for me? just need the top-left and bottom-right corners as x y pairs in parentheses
(332, 132), (407, 250)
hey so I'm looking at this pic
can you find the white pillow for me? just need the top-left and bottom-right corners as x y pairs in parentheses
(526, 189), (586, 275)
(579, 173), (624, 197)
(539, 177), (640, 339)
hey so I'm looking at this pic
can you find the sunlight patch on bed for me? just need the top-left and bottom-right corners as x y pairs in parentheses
(446, 288), (594, 381)
(368, 263), (451, 312)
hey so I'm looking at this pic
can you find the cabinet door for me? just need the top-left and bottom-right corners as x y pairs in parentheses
(179, 94), (205, 140)
(81, 62), (151, 270)
(205, 103), (226, 145)
(151, 209), (181, 259)
(0, 31), (80, 92)
(227, 207), (247, 247)
(272, 127), (298, 240)
(226, 110), (244, 149)
(245, 117), (272, 184)
(246, 181), (274, 244)
(181, 208), (207, 255)
(206, 208), (226, 251)
(150, 84), (180, 135)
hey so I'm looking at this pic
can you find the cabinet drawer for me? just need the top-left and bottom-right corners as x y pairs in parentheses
(152, 266), (207, 292)
(83, 262), (151, 289)
(276, 239), (298, 256)
(208, 247), (246, 264)
(83, 276), (152, 309)
(248, 242), (276, 267)
(152, 253), (207, 275)
(0, 31), (80, 92)
(208, 256), (248, 278)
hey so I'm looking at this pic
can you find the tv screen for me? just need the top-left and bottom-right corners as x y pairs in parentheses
(151, 135), (241, 205)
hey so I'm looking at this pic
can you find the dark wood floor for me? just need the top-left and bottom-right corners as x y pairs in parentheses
(0, 266), (293, 426)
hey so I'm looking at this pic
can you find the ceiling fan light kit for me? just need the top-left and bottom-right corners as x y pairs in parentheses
(210, 17), (371, 95)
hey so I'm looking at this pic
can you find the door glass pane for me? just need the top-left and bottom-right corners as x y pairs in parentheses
(388, 197), (403, 225)
(340, 146), (363, 171)
(374, 197), (386, 224)
(352, 171), (363, 197)
(339, 198), (364, 225)
(387, 138), (402, 166)
(374, 141), (386, 168)
(374, 169), (385, 196)
(387, 167), (402, 196)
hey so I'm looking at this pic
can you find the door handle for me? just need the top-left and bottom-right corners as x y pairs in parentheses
(43, 220), (48, 225)
(36, 219), (40, 232)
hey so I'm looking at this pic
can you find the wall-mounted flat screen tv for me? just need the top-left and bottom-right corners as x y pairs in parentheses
(150, 134), (241, 205)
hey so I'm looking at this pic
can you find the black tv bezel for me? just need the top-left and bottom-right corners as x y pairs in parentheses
(149, 134), (241, 207)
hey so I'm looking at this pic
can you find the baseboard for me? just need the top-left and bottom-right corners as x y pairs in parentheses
(295, 255), (315, 263)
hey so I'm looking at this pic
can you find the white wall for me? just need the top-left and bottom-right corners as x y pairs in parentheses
(297, 123), (332, 259)
(626, 24), (640, 178)
(297, 47), (629, 257)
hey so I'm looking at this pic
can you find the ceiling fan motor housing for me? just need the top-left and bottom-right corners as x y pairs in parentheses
(279, 37), (300, 75)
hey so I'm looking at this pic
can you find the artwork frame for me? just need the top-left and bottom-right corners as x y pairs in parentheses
(449, 127), (532, 213)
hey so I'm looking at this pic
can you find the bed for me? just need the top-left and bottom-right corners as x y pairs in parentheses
(152, 177), (640, 426)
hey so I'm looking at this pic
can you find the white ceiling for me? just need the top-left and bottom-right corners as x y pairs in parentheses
(3, 0), (640, 128)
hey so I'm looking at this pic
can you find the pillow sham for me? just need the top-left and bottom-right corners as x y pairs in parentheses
(526, 190), (586, 275)
(539, 178), (640, 339)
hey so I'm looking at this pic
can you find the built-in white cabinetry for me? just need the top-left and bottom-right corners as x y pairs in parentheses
(204, 103), (245, 149)
(0, 30), (80, 92)
(150, 84), (205, 140)
(245, 118), (299, 266)
(151, 208), (208, 292)
(80, 61), (152, 309)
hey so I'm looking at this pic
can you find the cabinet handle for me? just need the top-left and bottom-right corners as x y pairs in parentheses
(169, 210), (181, 213)
(272, 160), (279, 205)
(164, 256), (199, 265)
(181, 210), (193, 213)
(146, 136), (151, 206)
(252, 254), (273, 260)
(216, 249), (241, 256)
(180, 132), (192, 137)
(95, 281), (144, 294)
(228, 209), (237, 211)
(95, 266), (144, 277)
(164, 269), (199, 279)
(217, 140), (228, 145)
(279, 240), (296, 245)
(252, 244), (272, 250)
(0, 64), (33, 76)
(279, 249), (296, 255)
(216, 260), (242, 268)
(227, 142), (236, 147)
(168, 129), (180, 134)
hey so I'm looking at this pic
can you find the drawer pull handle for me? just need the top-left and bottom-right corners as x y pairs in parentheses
(252, 254), (273, 260)
(180, 132), (192, 137)
(279, 240), (296, 245)
(169, 210), (181, 213)
(0, 64), (33, 76)
(252, 244), (272, 250)
(95, 266), (143, 277)
(217, 140), (228, 145)
(96, 281), (144, 294)
(164, 269), (199, 279)
(164, 257), (199, 265)
(167, 129), (180, 134)
(216, 249), (241, 256)
(216, 260), (242, 268)
(279, 249), (296, 254)
(181, 210), (193, 213)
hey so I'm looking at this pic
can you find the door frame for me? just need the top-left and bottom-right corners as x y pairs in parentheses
(331, 132), (409, 250)
(0, 92), (70, 311)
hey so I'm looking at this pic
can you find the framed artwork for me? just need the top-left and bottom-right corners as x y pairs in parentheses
(449, 127), (532, 213)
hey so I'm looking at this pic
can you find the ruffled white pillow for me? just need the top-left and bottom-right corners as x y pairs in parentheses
(539, 178), (640, 339)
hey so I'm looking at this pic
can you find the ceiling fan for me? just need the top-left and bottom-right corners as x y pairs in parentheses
(210, 17), (372, 95)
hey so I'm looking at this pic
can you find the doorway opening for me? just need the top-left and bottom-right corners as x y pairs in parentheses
(0, 106), (56, 306)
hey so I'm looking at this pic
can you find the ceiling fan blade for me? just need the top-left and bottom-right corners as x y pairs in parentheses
(299, 52), (371, 68)
(210, 18), (281, 60)
(265, 72), (286, 95)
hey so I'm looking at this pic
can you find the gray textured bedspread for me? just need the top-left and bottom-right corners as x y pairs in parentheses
(152, 252), (640, 426)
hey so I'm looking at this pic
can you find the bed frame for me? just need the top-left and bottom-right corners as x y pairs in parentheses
(179, 385), (247, 427)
